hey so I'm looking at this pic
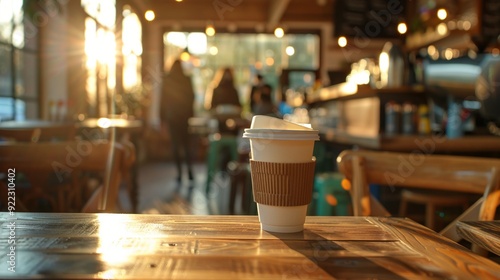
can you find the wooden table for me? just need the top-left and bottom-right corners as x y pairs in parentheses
(1, 213), (499, 279)
(0, 120), (73, 129)
(457, 220), (500, 256)
(76, 118), (143, 135)
(0, 120), (76, 142)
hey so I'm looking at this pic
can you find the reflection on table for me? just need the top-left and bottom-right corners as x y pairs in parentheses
(77, 117), (143, 135)
(0, 213), (499, 279)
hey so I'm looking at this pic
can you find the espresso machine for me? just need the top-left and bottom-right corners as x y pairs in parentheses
(423, 54), (500, 136)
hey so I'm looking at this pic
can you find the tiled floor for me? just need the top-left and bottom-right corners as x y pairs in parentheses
(122, 160), (248, 216)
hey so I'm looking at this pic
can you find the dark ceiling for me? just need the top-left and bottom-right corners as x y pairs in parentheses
(131, 0), (335, 33)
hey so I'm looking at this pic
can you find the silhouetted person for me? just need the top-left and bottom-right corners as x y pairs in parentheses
(249, 74), (266, 114)
(160, 59), (194, 183)
(206, 67), (242, 177)
(207, 67), (242, 135)
(253, 84), (278, 116)
(210, 67), (241, 110)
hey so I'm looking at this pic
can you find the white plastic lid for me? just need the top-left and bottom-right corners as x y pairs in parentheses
(244, 128), (317, 134)
(243, 129), (319, 141)
(250, 115), (311, 130)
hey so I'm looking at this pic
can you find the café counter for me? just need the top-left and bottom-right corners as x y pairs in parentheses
(1, 213), (499, 279)
(308, 83), (500, 154)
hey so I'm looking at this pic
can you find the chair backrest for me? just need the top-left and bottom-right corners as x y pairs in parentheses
(337, 150), (500, 239)
(338, 150), (499, 195)
(0, 140), (128, 212)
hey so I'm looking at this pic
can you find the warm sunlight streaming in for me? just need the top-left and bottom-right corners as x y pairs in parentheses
(97, 215), (130, 263)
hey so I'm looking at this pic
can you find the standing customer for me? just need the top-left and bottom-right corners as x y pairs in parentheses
(160, 59), (195, 183)
(249, 73), (266, 114)
(208, 67), (242, 135)
(252, 84), (277, 116)
(210, 67), (241, 110)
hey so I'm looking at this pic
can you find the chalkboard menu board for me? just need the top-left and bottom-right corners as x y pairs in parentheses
(333, 0), (407, 39)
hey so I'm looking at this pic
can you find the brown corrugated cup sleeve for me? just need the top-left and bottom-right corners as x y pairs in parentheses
(250, 160), (316, 207)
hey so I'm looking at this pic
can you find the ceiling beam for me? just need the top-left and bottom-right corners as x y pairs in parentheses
(267, 0), (291, 29)
(131, 0), (148, 14)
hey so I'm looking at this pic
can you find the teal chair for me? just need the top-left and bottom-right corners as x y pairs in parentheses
(314, 172), (351, 216)
(205, 133), (238, 194)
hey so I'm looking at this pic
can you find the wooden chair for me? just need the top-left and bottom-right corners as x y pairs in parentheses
(398, 188), (470, 230)
(336, 150), (500, 252)
(0, 140), (133, 213)
(77, 118), (142, 213)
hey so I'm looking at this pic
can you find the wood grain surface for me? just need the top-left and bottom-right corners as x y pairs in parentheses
(457, 221), (500, 257)
(0, 213), (499, 279)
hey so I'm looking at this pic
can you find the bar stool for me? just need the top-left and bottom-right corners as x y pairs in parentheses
(398, 189), (470, 230)
(205, 133), (238, 194)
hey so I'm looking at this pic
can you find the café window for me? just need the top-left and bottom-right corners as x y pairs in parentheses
(82, 0), (116, 117)
(0, 0), (37, 121)
(163, 32), (319, 114)
(119, 6), (143, 117)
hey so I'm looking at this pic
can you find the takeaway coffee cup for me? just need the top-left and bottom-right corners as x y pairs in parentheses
(243, 116), (319, 233)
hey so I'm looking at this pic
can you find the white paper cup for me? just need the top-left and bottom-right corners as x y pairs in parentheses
(243, 116), (319, 233)
(243, 129), (319, 163)
(250, 138), (315, 163)
(257, 204), (308, 233)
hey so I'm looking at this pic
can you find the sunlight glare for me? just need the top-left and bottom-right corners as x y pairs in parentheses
(95, 29), (116, 64)
(166, 32), (187, 49)
(85, 18), (97, 62)
(123, 12), (143, 55)
(187, 32), (207, 55)
(97, 118), (111, 128)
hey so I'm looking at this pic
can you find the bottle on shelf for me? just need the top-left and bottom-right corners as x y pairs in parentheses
(49, 100), (57, 121)
(446, 96), (463, 139)
(385, 101), (401, 136)
(402, 102), (417, 135)
(418, 104), (431, 135)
